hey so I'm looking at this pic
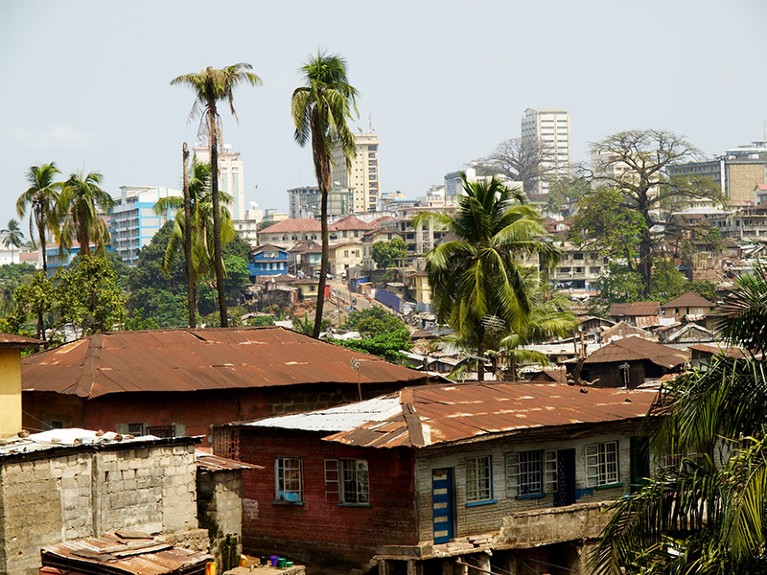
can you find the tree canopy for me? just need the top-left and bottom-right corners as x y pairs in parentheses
(371, 238), (408, 269)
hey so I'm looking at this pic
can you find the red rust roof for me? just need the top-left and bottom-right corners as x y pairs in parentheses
(318, 383), (658, 449)
(660, 291), (716, 309)
(0, 332), (41, 346)
(41, 532), (210, 574)
(610, 302), (660, 317)
(329, 215), (371, 231)
(584, 337), (688, 368)
(260, 218), (321, 234)
(22, 327), (426, 399)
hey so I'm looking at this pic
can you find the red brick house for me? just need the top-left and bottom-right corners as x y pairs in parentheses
(215, 382), (657, 573)
(21, 327), (429, 442)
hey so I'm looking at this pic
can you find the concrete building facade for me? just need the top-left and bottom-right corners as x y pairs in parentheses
(109, 185), (181, 266)
(332, 132), (380, 214)
(521, 108), (571, 195)
(194, 145), (246, 220)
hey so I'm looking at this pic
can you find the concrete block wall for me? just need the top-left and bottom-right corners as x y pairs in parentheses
(198, 469), (245, 569)
(414, 432), (633, 544)
(0, 441), (198, 575)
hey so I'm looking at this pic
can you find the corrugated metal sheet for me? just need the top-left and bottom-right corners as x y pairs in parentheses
(661, 291), (715, 309)
(195, 450), (261, 472)
(41, 533), (210, 574)
(584, 337), (688, 368)
(22, 327), (426, 399)
(0, 332), (40, 346)
(610, 302), (661, 317)
(241, 383), (658, 449)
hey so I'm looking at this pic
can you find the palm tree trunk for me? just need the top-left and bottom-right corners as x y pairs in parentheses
(208, 109), (229, 327)
(182, 143), (196, 328)
(39, 217), (47, 273)
(311, 117), (330, 339)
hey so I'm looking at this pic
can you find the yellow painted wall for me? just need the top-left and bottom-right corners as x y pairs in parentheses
(0, 347), (22, 438)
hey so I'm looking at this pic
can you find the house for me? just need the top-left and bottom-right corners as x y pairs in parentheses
(288, 240), (323, 276)
(601, 321), (651, 343)
(214, 382), (657, 573)
(258, 218), (321, 248)
(21, 327), (430, 444)
(404, 270), (433, 312)
(660, 291), (716, 321)
(655, 322), (715, 344)
(608, 302), (662, 328)
(0, 429), (207, 575)
(0, 332), (42, 437)
(579, 337), (688, 388)
(329, 241), (365, 276)
(249, 244), (289, 279)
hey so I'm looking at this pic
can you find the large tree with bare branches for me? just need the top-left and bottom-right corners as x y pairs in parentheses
(588, 129), (721, 295)
(473, 137), (555, 195)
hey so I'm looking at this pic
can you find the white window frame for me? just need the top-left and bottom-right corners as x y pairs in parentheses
(507, 450), (558, 497)
(339, 459), (369, 505)
(275, 457), (303, 503)
(586, 441), (619, 487)
(465, 455), (493, 503)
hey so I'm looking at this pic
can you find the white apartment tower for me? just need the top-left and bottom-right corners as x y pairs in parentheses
(193, 145), (246, 220)
(331, 131), (380, 214)
(520, 108), (572, 195)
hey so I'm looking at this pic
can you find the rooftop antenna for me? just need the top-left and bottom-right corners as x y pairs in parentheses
(368, 112), (375, 133)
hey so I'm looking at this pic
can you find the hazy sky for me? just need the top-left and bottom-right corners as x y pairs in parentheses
(1, 0), (765, 227)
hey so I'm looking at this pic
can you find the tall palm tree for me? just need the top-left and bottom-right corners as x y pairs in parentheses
(416, 174), (559, 381)
(154, 160), (235, 322)
(591, 260), (767, 575)
(17, 162), (62, 272)
(292, 51), (358, 338)
(171, 63), (261, 328)
(1, 219), (25, 264)
(58, 171), (114, 256)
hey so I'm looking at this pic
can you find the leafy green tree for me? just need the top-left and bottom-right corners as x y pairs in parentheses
(649, 258), (689, 303)
(416, 174), (559, 381)
(334, 307), (413, 362)
(12, 270), (54, 341)
(0, 263), (37, 315)
(55, 255), (126, 336)
(370, 238), (408, 269)
(335, 331), (412, 363)
(591, 260), (767, 575)
(589, 130), (722, 295)
(171, 63), (261, 328)
(223, 254), (250, 296)
(596, 264), (645, 307)
(58, 171), (114, 256)
(688, 279), (718, 302)
(1, 219), (24, 264)
(16, 162), (62, 272)
(292, 51), (358, 338)
(570, 186), (647, 267)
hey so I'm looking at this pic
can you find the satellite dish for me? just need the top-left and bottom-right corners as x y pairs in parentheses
(249, 201), (259, 209)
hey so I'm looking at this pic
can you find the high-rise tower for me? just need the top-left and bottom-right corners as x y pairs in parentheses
(520, 108), (571, 195)
(331, 131), (380, 214)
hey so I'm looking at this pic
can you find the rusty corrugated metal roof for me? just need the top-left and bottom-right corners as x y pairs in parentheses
(0, 332), (41, 346)
(22, 327), (426, 399)
(41, 532), (210, 574)
(584, 337), (688, 368)
(196, 450), (261, 472)
(242, 383), (658, 449)
(610, 302), (661, 317)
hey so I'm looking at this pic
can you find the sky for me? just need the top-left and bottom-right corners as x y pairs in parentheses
(1, 0), (766, 228)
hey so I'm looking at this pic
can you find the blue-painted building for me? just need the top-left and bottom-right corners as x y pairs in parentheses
(249, 244), (289, 279)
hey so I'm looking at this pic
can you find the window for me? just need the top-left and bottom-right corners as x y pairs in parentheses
(147, 425), (176, 438)
(127, 423), (144, 435)
(275, 457), (303, 503)
(465, 455), (493, 503)
(339, 459), (369, 504)
(507, 450), (557, 497)
(586, 441), (619, 486)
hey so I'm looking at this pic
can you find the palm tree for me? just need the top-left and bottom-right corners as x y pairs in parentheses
(58, 171), (114, 256)
(17, 162), (62, 272)
(171, 63), (261, 328)
(1, 219), (25, 264)
(591, 260), (767, 575)
(416, 174), (559, 381)
(154, 160), (235, 324)
(292, 51), (358, 339)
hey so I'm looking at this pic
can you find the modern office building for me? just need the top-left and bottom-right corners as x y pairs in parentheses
(520, 108), (572, 194)
(331, 131), (380, 214)
(109, 186), (181, 266)
(193, 144), (246, 220)
(287, 186), (352, 219)
(666, 141), (767, 204)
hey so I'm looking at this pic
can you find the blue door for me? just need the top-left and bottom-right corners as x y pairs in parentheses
(432, 468), (455, 544)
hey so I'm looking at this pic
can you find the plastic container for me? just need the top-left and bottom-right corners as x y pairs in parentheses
(277, 558), (287, 568)
(285, 561), (294, 568)
(270, 555), (280, 567)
